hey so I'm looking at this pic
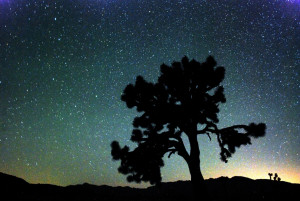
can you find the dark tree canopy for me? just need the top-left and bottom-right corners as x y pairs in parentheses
(111, 56), (266, 186)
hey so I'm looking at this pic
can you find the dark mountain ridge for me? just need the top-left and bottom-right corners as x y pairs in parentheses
(0, 172), (299, 201)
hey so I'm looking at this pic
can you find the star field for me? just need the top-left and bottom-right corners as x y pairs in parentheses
(0, 0), (299, 187)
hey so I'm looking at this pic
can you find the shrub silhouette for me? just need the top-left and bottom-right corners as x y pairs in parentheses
(111, 56), (266, 200)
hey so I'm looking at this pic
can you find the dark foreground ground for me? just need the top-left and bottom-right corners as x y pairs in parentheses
(1, 172), (299, 201)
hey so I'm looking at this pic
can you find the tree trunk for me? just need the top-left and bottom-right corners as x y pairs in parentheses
(187, 133), (210, 201)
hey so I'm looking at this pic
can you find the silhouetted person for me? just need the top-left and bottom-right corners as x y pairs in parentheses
(111, 56), (266, 201)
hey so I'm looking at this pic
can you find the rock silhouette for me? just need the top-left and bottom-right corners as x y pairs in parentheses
(111, 56), (266, 200)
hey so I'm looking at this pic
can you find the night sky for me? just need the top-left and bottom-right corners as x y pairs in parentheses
(0, 0), (299, 187)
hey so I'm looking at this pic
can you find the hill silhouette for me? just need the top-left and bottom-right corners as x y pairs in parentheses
(0, 172), (299, 201)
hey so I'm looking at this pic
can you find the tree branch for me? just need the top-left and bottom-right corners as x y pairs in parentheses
(206, 133), (211, 141)
(196, 122), (218, 135)
(167, 149), (177, 158)
(219, 125), (248, 132)
(168, 135), (190, 162)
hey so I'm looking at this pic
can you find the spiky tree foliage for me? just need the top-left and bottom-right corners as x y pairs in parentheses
(111, 56), (266, 200)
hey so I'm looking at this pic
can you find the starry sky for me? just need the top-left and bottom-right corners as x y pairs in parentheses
(0, 0), (299, 187)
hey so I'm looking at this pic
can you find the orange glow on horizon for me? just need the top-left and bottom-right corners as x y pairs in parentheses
(205, 165), (300, 184)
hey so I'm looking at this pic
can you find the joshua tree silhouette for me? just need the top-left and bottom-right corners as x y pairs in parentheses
(268, 173), (273, 180)
(274, 173), (278, 181)
(111, 56), (266, 201)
